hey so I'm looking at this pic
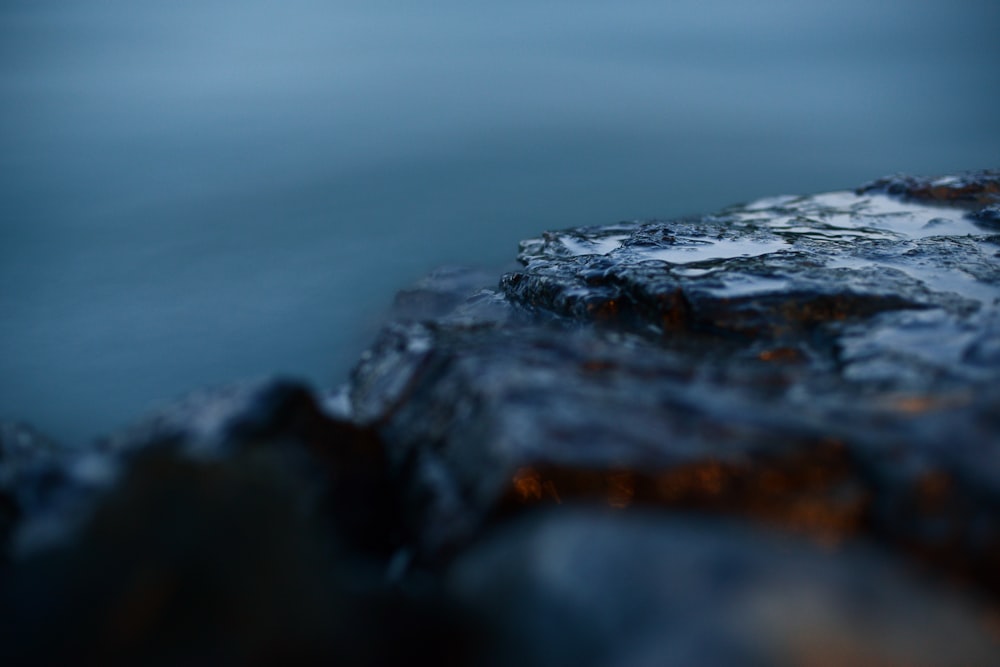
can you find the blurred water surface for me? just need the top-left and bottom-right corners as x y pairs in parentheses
(2, 0), (999, 443)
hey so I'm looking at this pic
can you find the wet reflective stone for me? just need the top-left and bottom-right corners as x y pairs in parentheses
(857, 170), (1000, 208)
(349, 173), (1000, 594)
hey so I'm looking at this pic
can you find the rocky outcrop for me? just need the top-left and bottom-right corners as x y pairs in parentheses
(351, 171), (1000, 586)
(2, 172), (998, 665)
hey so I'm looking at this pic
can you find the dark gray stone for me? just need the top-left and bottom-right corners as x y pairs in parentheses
(349, 172), (1000, 594)
(0, 421), (68, 558)
(1, 448), (474, 666)
(4, 378), (397, 559)
(0, 381), (472, 665)
(449, 510), (999, 667)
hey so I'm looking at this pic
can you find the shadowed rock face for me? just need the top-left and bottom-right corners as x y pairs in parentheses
(1, 381), (476, 666)
(350, 172), (1000, 586)
(448, 511), (1000, 667)
(0, 422), (67, 560)
(3, 173), (999, 665)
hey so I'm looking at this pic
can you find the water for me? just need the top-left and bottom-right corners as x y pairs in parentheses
(2, 0), (998, 444)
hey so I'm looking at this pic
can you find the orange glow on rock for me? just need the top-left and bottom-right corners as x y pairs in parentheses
(607, 471), (635, 509)
(502, 441), (867, 544)
(512, 467), (543, 502)
(758, 347), (805, 363)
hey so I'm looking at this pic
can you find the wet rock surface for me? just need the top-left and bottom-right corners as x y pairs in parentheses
(353, 172), (1000, 581)
(3, 172), (999, 664)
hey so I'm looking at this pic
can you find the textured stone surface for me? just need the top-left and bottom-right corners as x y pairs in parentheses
(3, 173), (999, 664)
(350, 172), (1000, 589)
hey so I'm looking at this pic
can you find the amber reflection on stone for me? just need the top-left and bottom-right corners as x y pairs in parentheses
(880, 393), (973, 414)
(512, 468), (544, 502)
(758, 347), (805, 364)
(505, 440), (865, 544)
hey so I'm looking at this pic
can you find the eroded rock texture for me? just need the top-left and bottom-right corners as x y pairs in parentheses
(350, 172), (1000, 586)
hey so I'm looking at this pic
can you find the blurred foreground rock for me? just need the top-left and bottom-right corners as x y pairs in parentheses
(2, 172), (999, 665)
(0, 381), (474, 665)
(450, 511), (999, 667)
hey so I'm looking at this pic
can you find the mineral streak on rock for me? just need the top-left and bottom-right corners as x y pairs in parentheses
(500, 438), (866, 547)
(350, 171), (1000, 591)
(858, 170), (1000, 208)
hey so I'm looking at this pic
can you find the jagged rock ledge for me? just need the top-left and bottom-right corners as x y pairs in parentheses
(2, 172), (999, 665)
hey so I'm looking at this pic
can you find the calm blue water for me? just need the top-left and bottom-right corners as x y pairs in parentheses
(2, 0), (999, 444)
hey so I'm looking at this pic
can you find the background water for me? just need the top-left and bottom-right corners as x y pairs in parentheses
(2, 0), (999, 445)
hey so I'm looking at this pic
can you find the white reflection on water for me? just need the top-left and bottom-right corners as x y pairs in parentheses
(1, 0), (999, 443)
(763, 192), (982, 240)
(560, 235), (629, 256)
(642, 238), (790, 265)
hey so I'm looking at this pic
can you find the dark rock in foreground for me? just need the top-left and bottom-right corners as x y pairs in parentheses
(1, 381), (473, 665)
(3, 172), (999, 665)
(450, 511), (998, 667)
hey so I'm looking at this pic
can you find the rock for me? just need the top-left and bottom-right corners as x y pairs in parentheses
(2, 377), (401, 558)
(0, 421), (68, 559)
(390, 265), (512, 322)
(450, 510), (999, 667)
(4, 172), (999, 664)
(3, 378), (398, 559)
(0, 380), (476, 665)
(349, 172), (1000, 595)
(1, 447), (475, 666)
(857, 171), (1000, 207)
